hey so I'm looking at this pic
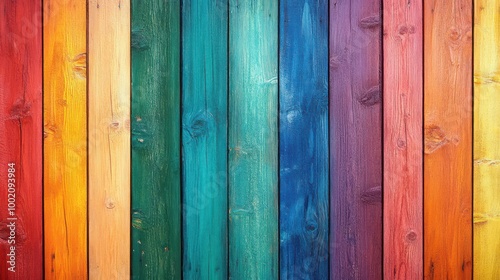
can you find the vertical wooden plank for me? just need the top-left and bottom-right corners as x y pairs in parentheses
(229, 1), (278, 279)
(383, 0), (423, 278)
(279, 0), (329, 278)
(182, 0), (228, 279)
(473, 0), (500, 278)
(329, 0), (382, 278)
(131, 0), (181, 278)
(88, 0), (130, 278)
(424, 0), (473, 278)
(43, 0), (87, 278)
(0, 0), (43, 278)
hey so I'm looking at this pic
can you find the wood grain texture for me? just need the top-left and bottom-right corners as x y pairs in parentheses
(229, 1), (278, 279)
(279, 1), (329, 279)
(182, 0), (228, 279)
(383, 0), (423, 279)
(43, 0), (87, 278)
(473, 0), (500, 278)
(88, 0), (130, 278)
(329, 0), (382, 279)
(0, 0), (43, 278)
(131, 0), (181, 279)
(424, 0), (472, 279)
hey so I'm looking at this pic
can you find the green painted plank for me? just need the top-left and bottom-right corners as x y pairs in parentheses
(229, 1), (278, 279)
(181, 0), (228, 279)
(131, 0), (181, 279)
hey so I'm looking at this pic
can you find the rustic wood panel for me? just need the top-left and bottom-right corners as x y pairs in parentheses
(182, 0), (228, 279)
(131, 0), (181, 279)
(423, 0), (473, 278)
(279, 0), (329, 279)
(473, 0), (500, 278)
(0, 0), (43, 278)
(330, 0), (383, 278)
(383, 0), (423, 279)
(229, 1), (279, 279)
(88, 0), (131, 278)
(43, 0), (87, 278)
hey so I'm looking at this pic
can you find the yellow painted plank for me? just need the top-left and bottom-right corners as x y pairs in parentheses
(88, 0), (131, 278)
(43, 0), (87, 278)
(474, 0), (500, 278)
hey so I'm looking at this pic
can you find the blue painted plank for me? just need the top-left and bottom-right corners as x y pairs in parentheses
(279, 0), (329, 279)
(182, 0), (228, 279)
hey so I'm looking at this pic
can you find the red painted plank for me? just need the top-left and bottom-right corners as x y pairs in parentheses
(383, 0), (423, 279)
(330, 0), (383, 278)
(0, 0), (43, 279)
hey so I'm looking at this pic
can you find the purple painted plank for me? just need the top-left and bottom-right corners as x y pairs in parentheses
(329, 0), (383, 278)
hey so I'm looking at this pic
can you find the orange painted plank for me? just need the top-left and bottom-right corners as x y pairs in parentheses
(424, 0), (472, 279)
(0, 0), (43, 278)
(88, 0), (131, 278)
(383, 0), (423, 278)
(43, 0), (87, 278)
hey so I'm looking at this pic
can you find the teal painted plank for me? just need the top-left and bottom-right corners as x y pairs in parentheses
(229, 1), (279, 279)
(131, 0), (181, 278)
(182, 0), (228, 279)
(279, 0), (329, 278)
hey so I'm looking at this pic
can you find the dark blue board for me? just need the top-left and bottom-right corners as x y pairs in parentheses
(279, 0), (329, 278)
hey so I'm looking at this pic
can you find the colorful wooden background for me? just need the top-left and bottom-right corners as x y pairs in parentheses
(0, 0), (498, 279)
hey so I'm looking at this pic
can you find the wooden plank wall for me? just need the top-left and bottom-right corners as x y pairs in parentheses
(229, 1), (279, 279)
(43, 0), (87, 278)
(182, 0), (228, 279)
(279, 0), (329, 279)
(473, 0), (500, 278)
(330, 0), (383, 278)
(0, 0), (43, 279)
(423, 0), (473, 278)
(88, 0), (131, 278)
(1, 1), (497, 278)
(131, 0), (181, 279)
(383, 0), (423, 279)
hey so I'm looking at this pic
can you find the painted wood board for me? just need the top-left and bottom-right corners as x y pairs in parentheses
(423, 0), (473, 278)
(43, 0), (87, 278)
(0, 0), (43, 278)
(229, 1), (279, 279)
(182, 0), (228, 279)
(383, 0), (423, 279)
(329, 0), (383, 278)
(131, 0), (181, 279)
(88, 0), (131, 278)
(279, 0), (329, 279)
(473, 0), (500, 278)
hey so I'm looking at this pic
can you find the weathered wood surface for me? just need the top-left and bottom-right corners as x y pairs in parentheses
(279, 0), (329, 279)
(424, 0), (473, 279)
(229, 1), (279, 279)
(88, 0), (131, 278)
(43, 0), (87, 278)
(383, 0), (423, 279)
(330, 0), (383, 278)
(182, 0), (228, 279)
(131, 0), (181, 279)
(473, 0), (500, 278)
(0, 0), (43, 278)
